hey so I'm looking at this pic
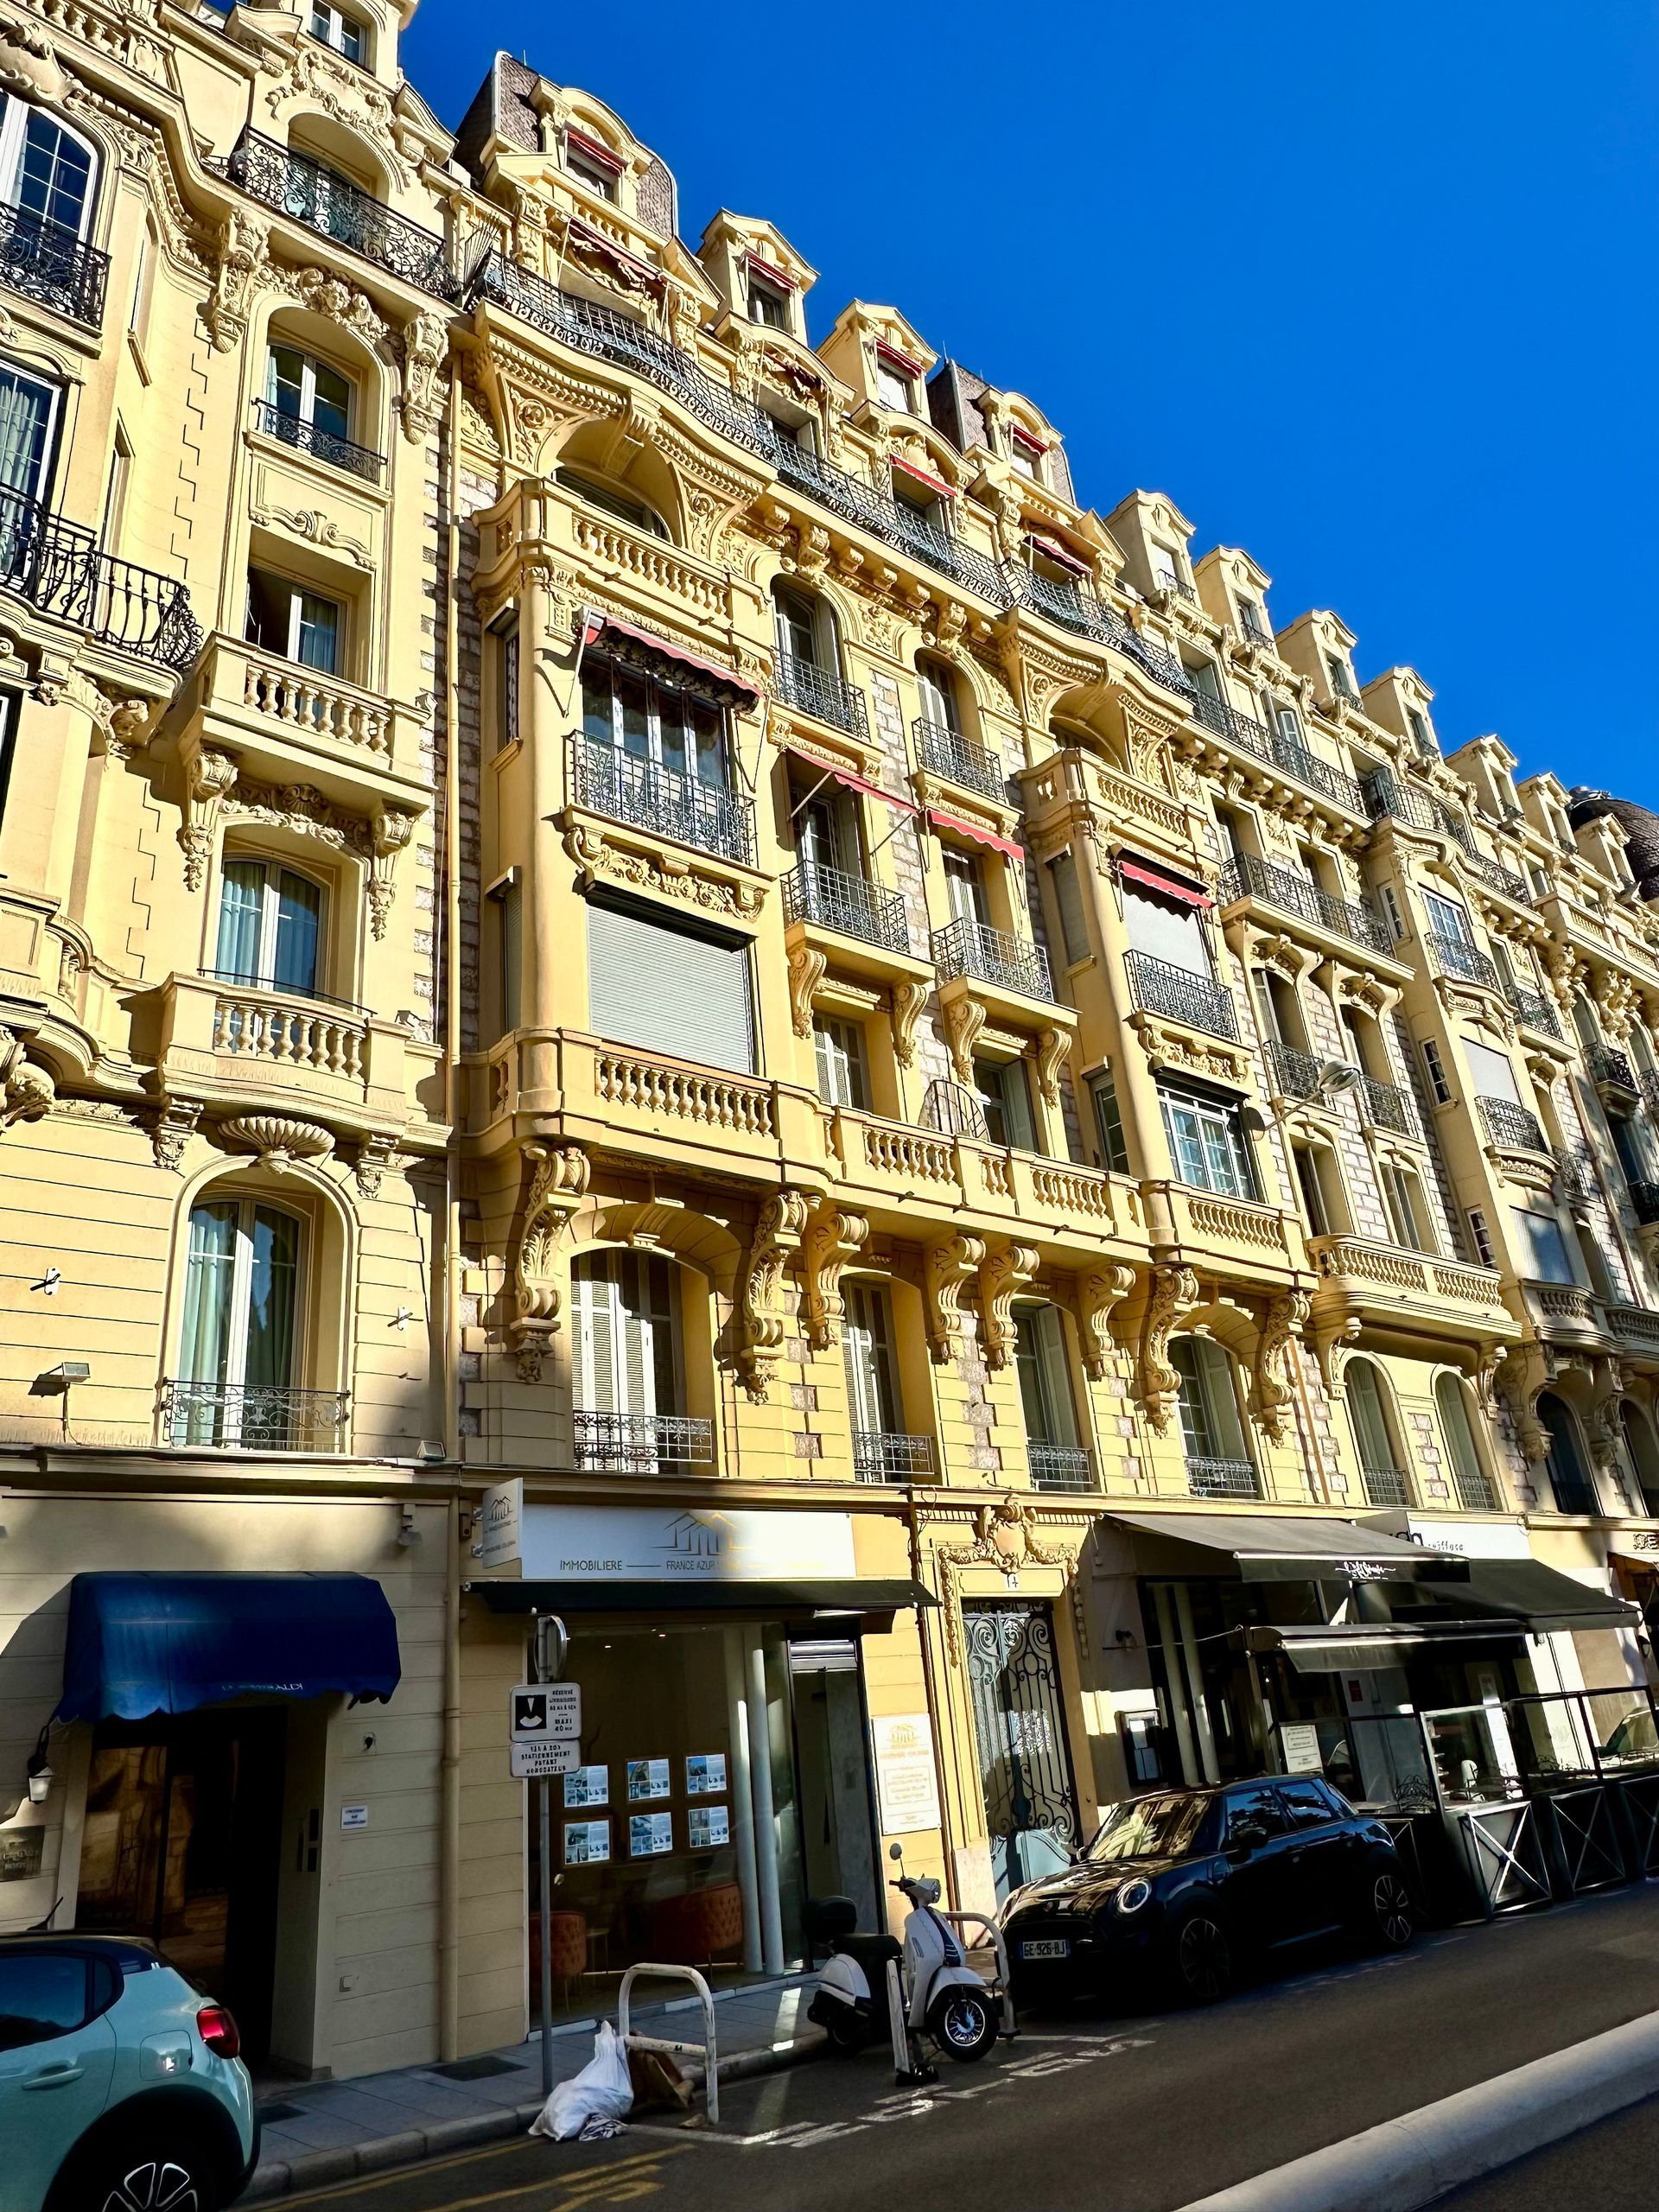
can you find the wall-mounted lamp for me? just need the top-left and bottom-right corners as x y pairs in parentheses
(26, 1726), (53, 1805)
(31, 1362), (89, 1395)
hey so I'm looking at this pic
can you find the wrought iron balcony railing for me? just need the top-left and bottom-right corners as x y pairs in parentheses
(1003, 563), (1194, 699)
(773, 652), (869, 738)
(1361, 1465), (1411, 1508)
(0, 486), (203, 670)
(1126, 949), (1238, 1039)
(1027, 1442), (1095, 1494)
(854, 1430), (935, 1482)
(1427, 932), (1500, 992)
(1156, 572), (1198, 603)
(573, 1410), (714, 1470)
(1554, 1146), (1601, 1204)
(1239, 618), (1274, 651)
(1450, 1460), (1498, 1513)
(253, 400), (385, 485)
(1263, 1039), (1323, 1101)
(1505, 980), (1561, 1038)
(162, 1379), (349, 1451)
(225, 131), (457, 298)
(931, 916), (1052, 1001)
(1186, 1456), (1260, 1500)
(1464, 849), (1530, 904)
(912, 716), (1005, 801)
(1478, 1095), (1549, 1154)
(1590, 1040), (1638, 1093)
(570, 735), (755, 867)
(1643, 1071), (1659, 1122)
(1630, 1180), (1659, 1227)
(783, 862), (910, 954)
(1218, 852), (1389, 954)
(0, 201), (108, 326)
(764, 435), (1009, 599)
(1185, 687), (1364, 812)
(1357, 1071), (1421, 1139)
(1362, 769), (1476, 855)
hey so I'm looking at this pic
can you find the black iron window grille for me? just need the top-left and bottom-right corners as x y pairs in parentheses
(0, 485), (202, 670)
(162, 1380), (349, 1451)
(1628, 1180), (1659, 1226)
(252, 400), (385, 485)
(1186, 1456), (1260, 1500)
(912, 716), (1005, 801)
(1505, 980), (1561, 1038)
(1361, 1465), (1411, 1508)
(573, 1411), (714, 1470)
(783, 862), (910, 954)
(1127, 949), (1238, 1039)
(1357, 1071), (1421, 1139)
(1027, 1442), (1095, 1494)
(1427, 932), (1501, 992)
(570, 734), (754, 867)
(773, 652), (869, 739)
(931, 916), (1052, 1001)
(224, 130), (457, 298)
(853, 1430), (934, 1482)
(1590, 1040), (1638, 1093)
(1262, 1039), (1323, 1101)
(0, 202), (107, 326)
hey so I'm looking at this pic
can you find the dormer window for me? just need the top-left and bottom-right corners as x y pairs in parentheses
(1153, 543), (1184, 591)
(308, 1), (364, 62)
(745, 255), (795, 332)
(1407, 708), (1435, 760)
(1325, 654), (1357, 703)
(874, 343), (919, 415)
(1237, 596), (1269, 643)
(1009, 429), (1046, 483)
(565, 129), (625, 204)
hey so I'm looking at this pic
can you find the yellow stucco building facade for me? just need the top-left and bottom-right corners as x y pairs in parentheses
(1, 0), (1657, 2083)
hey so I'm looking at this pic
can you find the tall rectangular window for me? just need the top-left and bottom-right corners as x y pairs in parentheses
(1421, 1038), (1452, 1104)
(1512, 1208), (1576, 1284)
(1089, 1068), (1130, 1173)
(492, 875), (521, 1036)
(494, 614), (519, 753)
(813, 1015), (867, 1110)
(586, 897), (754, 1073)
(1157, 1083), (1255, 1198)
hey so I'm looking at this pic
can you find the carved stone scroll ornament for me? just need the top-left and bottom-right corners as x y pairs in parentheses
(0, 1025), (54, 1130)
(941, 991), (988, 1083)
(786, 943), (827, 1039)
(800, 1205), (868, 1352)
(511, 1142), (590, 1382)
(1035, 1026), (1071, 1108)
(890, 978), (928, 1069)
(0, 22), (68, 104)
(1140, 1262), (1198, 1433)
(399, 311), (448, 444)
(977, 1243), (1039, 1371)
(1251, 1290), (1310, 1443)
(179, 747), (239, 890)
(1497, 1348), (1552, 1467)
(367, 805), (419, 941)
(1077, 1263), (1137, 1382)
(206, 207), (270, 353)
(925, 1231), (987, 1364)
(735, 1189), (810, 1402)
(935, 1496), (1066, 1667)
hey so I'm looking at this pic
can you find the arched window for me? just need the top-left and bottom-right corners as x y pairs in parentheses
(1435, 1374), (1497, 1512)
(556, 467), (667, 540)
(1621, 1403), (1659, 1516)
(1344, 1360), (1408, 1507)
(1169, 1335), (1256, 1499)
(1537, 1390), (1599, 1516)
(571, 1251), (696, 1471)
(264, 337), (376, 480)
(213, 856), (327, 998)
(1014, 1304), (1088, 1492)
(0, 97), (97, 239)
(172, 1193), (305, 1447)
(772, 586), (859, 737)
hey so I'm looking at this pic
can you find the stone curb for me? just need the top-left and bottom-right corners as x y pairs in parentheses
(239, 2028), (828, 2201)
(1173, 2006), (1659, 2212)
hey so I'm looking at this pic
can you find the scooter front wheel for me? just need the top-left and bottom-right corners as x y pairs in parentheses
(823, 2006), (865, 2056)
(926, 1986), (998, 2062)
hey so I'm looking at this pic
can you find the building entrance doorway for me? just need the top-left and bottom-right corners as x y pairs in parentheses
(75, 1710), (287, 2063)
(963, 1601), (1079, 1897)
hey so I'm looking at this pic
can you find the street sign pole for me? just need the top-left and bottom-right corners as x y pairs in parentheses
(530, 1615), (569, 2101)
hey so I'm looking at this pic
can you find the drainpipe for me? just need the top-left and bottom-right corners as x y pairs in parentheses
(439, 356), (465, 2062)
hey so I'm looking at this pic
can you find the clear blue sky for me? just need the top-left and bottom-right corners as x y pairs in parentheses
(404, 0), (1659, 798)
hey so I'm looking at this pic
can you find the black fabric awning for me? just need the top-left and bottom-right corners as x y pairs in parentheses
(1449, 1560), (1640, 1634)
(1248, 1622), (1523, 1673)
(464, 1579), (935, 1620)
(1107, 1512), (1467, 1586)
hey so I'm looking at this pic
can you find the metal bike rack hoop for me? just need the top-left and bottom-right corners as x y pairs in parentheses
(616, 1961), (721, 2126)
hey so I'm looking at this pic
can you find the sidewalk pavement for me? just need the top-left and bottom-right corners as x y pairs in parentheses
(243, 1972), (824, 2201)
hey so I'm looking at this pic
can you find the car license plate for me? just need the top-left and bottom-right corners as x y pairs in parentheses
(1020, 1938), (1069, 1961)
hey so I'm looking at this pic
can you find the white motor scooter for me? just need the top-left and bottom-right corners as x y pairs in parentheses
(807, 1843), (1014, 2082)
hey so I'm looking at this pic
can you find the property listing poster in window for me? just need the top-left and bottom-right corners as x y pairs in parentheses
(563, 1765), (609, 1808)
(688, 1804), (730, 1850)
(686, 1753), (727, 1796)
(627, 1758), (671, 1801)
(563, 1821), (610, 1866)
(629, 1812), (674, 1858)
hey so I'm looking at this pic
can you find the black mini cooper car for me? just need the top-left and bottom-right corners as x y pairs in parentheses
(1001, 1776), (1414, 2008)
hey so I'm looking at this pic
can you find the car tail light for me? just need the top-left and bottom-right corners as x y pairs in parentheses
(196, 2005), (240, 2060)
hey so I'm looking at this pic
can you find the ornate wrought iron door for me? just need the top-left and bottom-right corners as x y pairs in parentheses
(963, 1602), (1079, 1897)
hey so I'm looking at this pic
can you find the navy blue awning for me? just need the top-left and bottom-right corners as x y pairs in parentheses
(55, 1573), (402, 1723)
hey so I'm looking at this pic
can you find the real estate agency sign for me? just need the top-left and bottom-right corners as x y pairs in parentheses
(518, 1505), (856, 1582)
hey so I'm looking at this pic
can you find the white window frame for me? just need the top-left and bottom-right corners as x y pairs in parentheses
(179, 1193), (308, 1404)
(580, 650), (730, 789)
(0, 94), (99, 239)
(874, 356), (915, 414)
(0, 359), (61, 503)
(214, 855), (328, 997)
(1158, 1083), (1255, 1198)
(747, 273), (791, 329)
(564, 141), (620, 203)
(307, 0), (365, 60)
(265, 343), (356, 440)
(813, 1014), (868, 1111)
(1423, 890), (1472, 945)
(252, 575), (343, 671)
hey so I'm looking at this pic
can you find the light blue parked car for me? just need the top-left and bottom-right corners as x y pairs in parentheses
(0, 1935), (256, 2211)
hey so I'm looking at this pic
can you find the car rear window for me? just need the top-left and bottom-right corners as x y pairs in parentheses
(0, 1955), (90, 2050)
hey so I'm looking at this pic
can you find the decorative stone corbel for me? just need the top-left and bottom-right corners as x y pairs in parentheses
(800, 1205), (868, 1352)
(398, 310), (448, 443)
(1034, 1027), (1071, 1108)
(890, 978), (928, 1069)
(1497, 1348), (1551, 1465)
(1251, 1290), (1310, 1442)
(220, 1114), (334, 1173)
(367, 804), (419, 941)
(0, 1026), (53, 1130)
(924, 1231), (987, 1364)
(512, 1141), (590, 1382)
(976, 1243), (1038, 1371)
(1140, 1262), (1198, 1433)
(1076, 1263), (1137, 1381)
(786, 943), (826, 1040)
(179, 747), (238, 890)
(735, 1189), (810, 1402)
(353, 1134), (399, 1199)
(941, 992), (988, 1083)
(205, 207), (270, 352)
(148, 1097), (201, 1171)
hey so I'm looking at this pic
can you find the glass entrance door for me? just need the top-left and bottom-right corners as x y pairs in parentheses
(963, 1601), (1079, 1898)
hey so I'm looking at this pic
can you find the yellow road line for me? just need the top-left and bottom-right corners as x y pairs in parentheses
(277, 2140), (690, 2211)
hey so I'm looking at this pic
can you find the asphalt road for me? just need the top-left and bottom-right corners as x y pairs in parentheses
(272, 1885), (1659, 2212)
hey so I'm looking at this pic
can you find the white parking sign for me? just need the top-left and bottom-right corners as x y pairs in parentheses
(510, 1682), (582, 1741)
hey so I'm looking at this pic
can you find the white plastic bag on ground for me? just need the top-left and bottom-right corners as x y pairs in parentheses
(529, 2020), (634, 2142)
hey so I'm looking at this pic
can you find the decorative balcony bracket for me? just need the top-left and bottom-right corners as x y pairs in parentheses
(735, 1189), (810, 1401)
(220, 1113), (334, 1173)
(941, 991), (987, 1082)
(180, 745), (239, 891)
(891, 977), (929, 1069)
(1076, 1263), (1138, 1382)
(787, 943), (826, 1039)
(1140, 1262), (1198, 1433)
(149, 1096), (202, 1172)
(925, 1231), (987, 1364)
(976, 1243), (1039, 1370)
(1250, 1291), (1310, 1444)
(512, 1141), (591, 1382)
(1035, 1025), (1070, 1107)
(0, 1024), (54, 1132)
(800, 1205), (869, 1352)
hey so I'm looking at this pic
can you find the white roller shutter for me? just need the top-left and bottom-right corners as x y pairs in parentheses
(587, 899), (754, 1072)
